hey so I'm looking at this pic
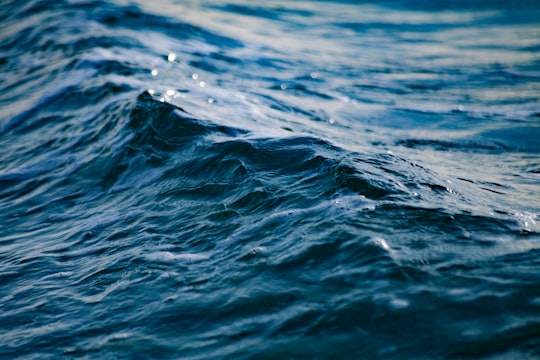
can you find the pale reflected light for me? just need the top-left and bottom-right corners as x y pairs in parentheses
(151, 69), (158, 76)
(389, 298), (410, 310)
(372, 237), (391, 251)
(167, 52), (176, 62)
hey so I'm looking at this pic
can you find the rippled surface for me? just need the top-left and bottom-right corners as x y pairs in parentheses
(1, 0), (540, 358)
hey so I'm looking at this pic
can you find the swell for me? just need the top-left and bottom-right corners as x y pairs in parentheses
(2, 78), (530, 245)
(1, 0), (539, 359)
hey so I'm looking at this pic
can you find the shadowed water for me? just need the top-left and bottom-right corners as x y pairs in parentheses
(1, 0), (539, 358)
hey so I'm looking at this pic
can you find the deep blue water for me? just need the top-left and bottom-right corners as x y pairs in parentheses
(1, 0), (540, 358)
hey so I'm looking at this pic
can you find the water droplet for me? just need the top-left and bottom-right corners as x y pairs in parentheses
(166, 89), (175, 96)
(151, 69), (158, 76)
(310, 72), (319, 79)
(167, 52), (176, 62)
(199, 81), (206, 87)
(207, 97), (215, 104)
(192, 73), (199, 80)
(280, 83), (287, 90)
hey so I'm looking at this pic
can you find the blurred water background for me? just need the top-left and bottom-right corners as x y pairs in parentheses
(1, 0), (539, 358)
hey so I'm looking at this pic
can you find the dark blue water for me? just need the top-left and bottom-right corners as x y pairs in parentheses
(1, 0), (540, 358)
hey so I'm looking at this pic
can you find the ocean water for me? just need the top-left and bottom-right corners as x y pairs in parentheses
(1, 0), (539, 358)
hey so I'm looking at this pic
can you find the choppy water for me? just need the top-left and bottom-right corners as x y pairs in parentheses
(1, 0), (540, 358)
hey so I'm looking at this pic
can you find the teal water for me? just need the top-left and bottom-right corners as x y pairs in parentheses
(1, 0), (539, 358)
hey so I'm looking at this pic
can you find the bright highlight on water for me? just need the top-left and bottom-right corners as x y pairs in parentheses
(1, 0), (539, 358)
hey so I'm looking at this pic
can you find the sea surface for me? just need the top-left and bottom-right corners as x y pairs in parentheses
(1, 0), (539, 358)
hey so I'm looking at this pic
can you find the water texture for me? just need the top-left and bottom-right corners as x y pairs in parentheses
(1, 0), (539, 358)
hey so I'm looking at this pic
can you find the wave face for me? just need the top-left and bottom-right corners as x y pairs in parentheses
(1, 0), (539, 358)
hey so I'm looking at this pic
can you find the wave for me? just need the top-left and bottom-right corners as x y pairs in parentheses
(1, 0), (539, 358)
